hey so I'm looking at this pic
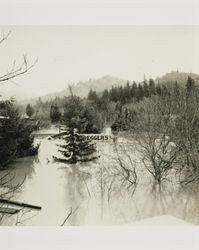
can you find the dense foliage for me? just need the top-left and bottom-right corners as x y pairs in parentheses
(0, 99), (39, 169)
(88, 79), (157, 104)
(26, 104), (35, 118)
(53, 128), (98, 164)
(50, 104), (62, 123)
(62, 95), (103, 133)
(126, 77), (199, 186)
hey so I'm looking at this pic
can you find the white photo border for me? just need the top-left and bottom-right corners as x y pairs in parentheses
(0, 0), (198, 249)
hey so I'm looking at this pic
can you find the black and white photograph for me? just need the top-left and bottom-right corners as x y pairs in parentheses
(0, 25), (199, 227)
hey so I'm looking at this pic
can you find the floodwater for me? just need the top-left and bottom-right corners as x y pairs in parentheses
(0, 130), (199, 226)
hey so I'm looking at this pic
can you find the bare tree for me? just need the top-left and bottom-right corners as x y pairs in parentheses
(0, 31), (11, 45)
(173, 79), (199, 186)
(134, 95), (179, 190)
(0, 31), (37, 84)
(0, 30), (37, 225)
(113, 141), (137, 196)
(92, 139), (138, 222)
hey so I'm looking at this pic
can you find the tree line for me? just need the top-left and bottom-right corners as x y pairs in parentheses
(128, 77), (199, 189)
(88, 79), (160, 104)
(26, 77), (196, 135)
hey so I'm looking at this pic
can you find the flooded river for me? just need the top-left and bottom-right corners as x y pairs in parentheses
(0, 130), (199, 225)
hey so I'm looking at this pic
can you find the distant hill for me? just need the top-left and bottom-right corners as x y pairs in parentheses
(73, 75), (126, 97)
(37, 72), (199, 104)
(20, 75), (126, 105)
(155, 71), (199, 86)
(3, 72), (199, 105)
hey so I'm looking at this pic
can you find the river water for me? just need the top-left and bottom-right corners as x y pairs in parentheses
(0, 130), (199, 225)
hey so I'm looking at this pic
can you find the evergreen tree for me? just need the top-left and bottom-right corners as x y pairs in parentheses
(115, 101), (122, 113)
(156, 84), (162, 96)
(109, 86), (118, 102)
(17, 120), (40, 157)
(0, 99), (39, 168)
(83, 104), (102, 133)
(143, 81), (150, 98)
(123, 107), (133, 130)
(148, 79), (156, 96)
(161, 85), (169, 97)
(63, 96), (86, 132)
(63, 95), (102, 133)
(131, 82), (138, 101)
(50, 105), (61, 123)
(124, 80), (131, 101)
(53, 128), (98, 164)
(0, 102), (18, 168)
(173, 82), (180, 98)
(186, 76), (195, 99)
(26, 104), (35, 117)
(102, 89), (109, 100)
(138, 84), (144, 101)
(88, 89), (97, 102)
(111, 106), (132, 131)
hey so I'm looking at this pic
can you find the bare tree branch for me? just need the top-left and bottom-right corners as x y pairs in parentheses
(0, 56), (38, 83)
(0, 31), (11, 45)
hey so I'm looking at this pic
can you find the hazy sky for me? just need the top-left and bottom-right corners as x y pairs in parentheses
(0, 26), (198, 98)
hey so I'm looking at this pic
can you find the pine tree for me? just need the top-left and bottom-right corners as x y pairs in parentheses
(186, 76), (195, 99)
(143, 81), (150, 98)
(53, 128), (98, 164)
(0, 99), (39, 168)
(102, 89), (109, 100)
(50, 105), (61, 123)
(156, 84), (162, 96)
(26, 104), (35, 118)
(63, 95), (102, 133)
(131, 82), (138, 101)
(161, 85), (169, 97)
(109, 86), (118, 102)
(124, 80), (131, 101)
(138, 84), (144, 101)
(173, 82), (180, 98)
(111, 106), (132, 131)
(148, 79), (156, 96)
(88, 89), (97, 102)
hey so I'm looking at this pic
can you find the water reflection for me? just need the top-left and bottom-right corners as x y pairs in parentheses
(0, 133), (199, 225)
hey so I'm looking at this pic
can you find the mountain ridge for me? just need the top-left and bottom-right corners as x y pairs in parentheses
(2, 71), (199, 105)
(155, 71), (199, 85)
(19, 75), (126, 105)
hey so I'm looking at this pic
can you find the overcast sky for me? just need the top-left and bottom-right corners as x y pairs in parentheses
(0, 26), (198, 98)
